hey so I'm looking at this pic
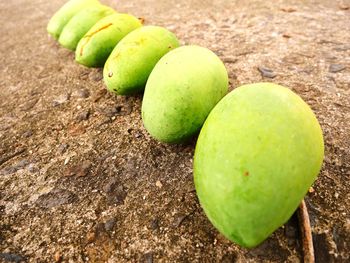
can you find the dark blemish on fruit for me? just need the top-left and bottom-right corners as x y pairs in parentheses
(138, 17), (145, 24)
(244, 171), (249, 176)
(112, 52), (120, 60)
(168, 45), (172, 49)
(135, 37), (146, 45)
(108, 71), (113, 77)
(79, 23), (113, 56)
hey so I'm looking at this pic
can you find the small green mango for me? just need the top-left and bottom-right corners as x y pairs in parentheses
(47, 0), (99, 40)
(58, 4), (115, 50)
(141, 45), (228, 143)
(75, 13), (142, 68)
(194, 83), (324, 248)
(103, 26), (180, 95)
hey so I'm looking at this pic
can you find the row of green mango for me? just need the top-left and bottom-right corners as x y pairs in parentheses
(47, 0), (228, 144)
(47, 0), (324, 249)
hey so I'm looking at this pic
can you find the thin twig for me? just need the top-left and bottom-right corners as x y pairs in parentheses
(298, 199), (315, 263)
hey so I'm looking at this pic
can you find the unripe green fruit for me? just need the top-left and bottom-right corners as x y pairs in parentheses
(58, 4), (115, 50)
(194, 83), (324, 248)
(75, 13), (142, 67)
(103, 26), (180, 95)
(47, 0), (99, 40)
(142, 45), (228, 143)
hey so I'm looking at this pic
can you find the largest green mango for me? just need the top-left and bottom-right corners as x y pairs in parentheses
(47, 0), (99, 40)
(75, 13), (142, 68)
(58, 4), (115, 50)
(194, 83), (324, 248)
(103, 26), (180, 95)
(142, 45), (228, 143)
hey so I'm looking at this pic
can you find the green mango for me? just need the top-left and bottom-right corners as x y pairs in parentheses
(141, 45), (228, 143)
(75, 13), (142, 68)
(47, 0), (99, 40)
(58, 4), (115, 50)
(194, 83), (324, 248)
(103, 26), (180, 95)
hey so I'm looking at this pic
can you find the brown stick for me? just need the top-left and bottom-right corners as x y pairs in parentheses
(298, 199), (315, 263)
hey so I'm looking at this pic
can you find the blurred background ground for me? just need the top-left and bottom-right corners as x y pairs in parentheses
(0, 0), (349, 262)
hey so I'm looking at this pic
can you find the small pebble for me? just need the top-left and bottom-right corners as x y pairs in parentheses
(54, 251), (62, 262)
(20, 98), (39, 111)
(89, 70), (103, 82)
(223, 57), (237, 63)
(258, 66), (277, 78)
(68, 124), (86, 136)
(76, 110), (90, 122)
(221, 253), (237, 263)
(134, 130), (143, 138)
(52, 93), (70, 106)
(15, 159), (29, 169)
(143, 252), (153, 263)
(22, 130), (33, 138)
(172, 213), (187, 228)
(64, 157), (70, 165)
(0, 253), (26, 263)
(101, 105), (122, 117)
(104, 218), (117, 231)
(103, 179), (127, 206)
(27, 163), (37, 173)
(73, 88), (90, 99)
(36, 188), (78, 209)
(155, 180), (163, 188)
(64, 160), (92, 177)
(92, 89), (107, 102)
(150, 218), (159, 230)
(58, 143), (69, 154)
(329, 64), (346, 73)
(86, 231), (96, 243)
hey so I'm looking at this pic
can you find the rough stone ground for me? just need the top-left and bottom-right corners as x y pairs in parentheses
(0, 0), (349, 262)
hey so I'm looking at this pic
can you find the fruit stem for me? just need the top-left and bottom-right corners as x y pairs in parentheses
(298, 199), (315, 263)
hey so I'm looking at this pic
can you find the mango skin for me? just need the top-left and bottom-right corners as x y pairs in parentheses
(75, 13), (142, 68)
(194, 83), (324, 248)
(58, 5), (115, 50)
(47, 0), (99, 40)
(103, 26), (180, 95)
(141, 45), (228, 143)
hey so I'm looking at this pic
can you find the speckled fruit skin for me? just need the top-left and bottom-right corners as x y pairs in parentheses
(103, 26), (180, 95)
(141, 45), (228, 143)
(58, 4), (115, 50)
(75, 13), (142, 68)
(194, 83), (324, 248)
(47, 0), (99, 40)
